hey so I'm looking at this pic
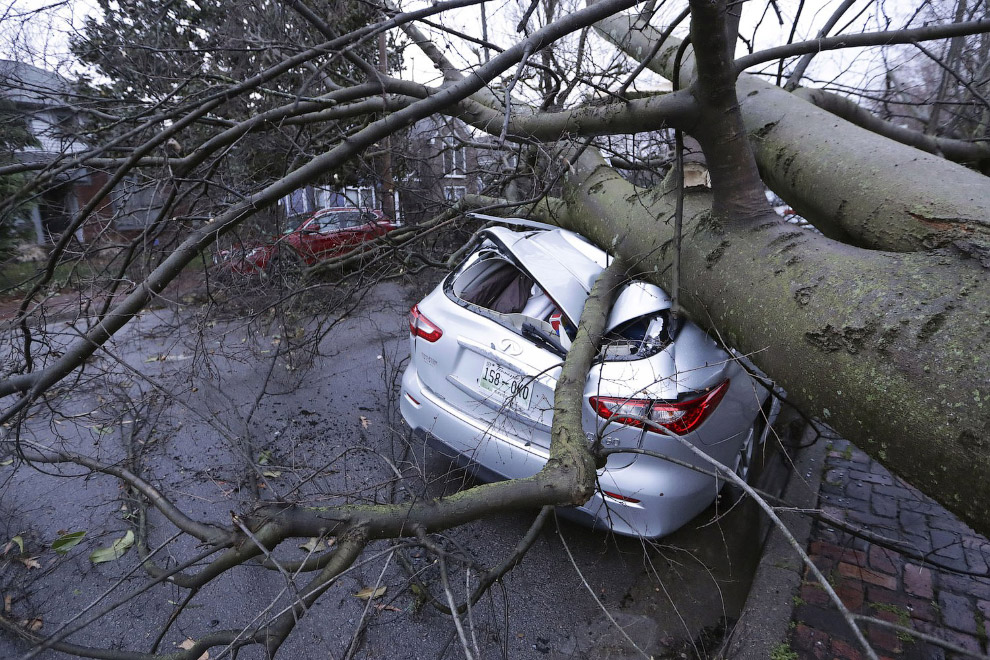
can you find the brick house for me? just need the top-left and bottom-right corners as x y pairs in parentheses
(278, 117), (490, 225)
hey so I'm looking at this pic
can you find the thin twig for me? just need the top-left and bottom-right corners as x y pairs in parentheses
(439, 554), (476, 660)
(555, 518), (650, 658)
(343, 550), (394, 660)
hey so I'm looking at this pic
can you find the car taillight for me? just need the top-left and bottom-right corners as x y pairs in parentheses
(409, 304), (443, 342)
(603, 490), (641, 503)
(590, 380), (729, 435)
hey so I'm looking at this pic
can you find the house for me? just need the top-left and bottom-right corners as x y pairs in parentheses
(0, 60), (112, 245)
(278, 117), (491, 225)
(398, 116), (488, 223)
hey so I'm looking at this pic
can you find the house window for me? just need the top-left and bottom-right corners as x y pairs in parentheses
(342, 186), (377, 209)
(444, 186), (466, 201)
(280, 189), (311, 216)
(442, 136), (465, 177)
(314, 187), (347, 208)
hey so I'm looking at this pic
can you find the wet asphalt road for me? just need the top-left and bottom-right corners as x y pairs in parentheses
(0, 278), (767, 659)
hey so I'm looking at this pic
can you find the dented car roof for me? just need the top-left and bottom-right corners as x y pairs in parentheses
(478, 226), (671, 330)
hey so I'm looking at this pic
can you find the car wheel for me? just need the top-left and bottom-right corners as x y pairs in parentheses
(731, 435), (755, 486)
(720, 428), (757, 504)
(269, 248), (305, 278)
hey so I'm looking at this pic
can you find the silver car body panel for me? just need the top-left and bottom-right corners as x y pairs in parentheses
(400, 226), (771, 538)
(605, 280), (671, 331)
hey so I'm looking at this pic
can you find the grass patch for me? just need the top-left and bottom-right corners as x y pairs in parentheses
(870, 602), (913, 643)
(0, 259), (98, 300)
(770, 641), (799, 660)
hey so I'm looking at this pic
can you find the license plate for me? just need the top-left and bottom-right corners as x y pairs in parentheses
(479, 360), (532, 410)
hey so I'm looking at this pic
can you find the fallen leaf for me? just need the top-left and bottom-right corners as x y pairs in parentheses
(157, 354), (191, 362)
(0, 458), (13, 466)
(3, 535), (24, 555)
(4, 594), (12, 612)
(299, 537), (333, 553)
(261, 470), (281, 478)
(20, 617), (42, 632)
(18, 557), (41, 570)
(52, 531), (86, 555)
(353, 586), (386, 600)
(89, 530), (134, 564)
(178, 638), (210, 660)
(374, 603), (402, 613)
(359, 416), (370, 429)
(257, 450), (271, 466)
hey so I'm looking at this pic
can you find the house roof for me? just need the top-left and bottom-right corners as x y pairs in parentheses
(0, 60), (74, 108)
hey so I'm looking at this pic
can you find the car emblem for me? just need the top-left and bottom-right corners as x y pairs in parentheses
(498, 338), (523, 356)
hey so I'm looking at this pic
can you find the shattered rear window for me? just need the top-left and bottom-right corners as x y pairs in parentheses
(601, 312), (670, 361)
(450, 251), (572, 355)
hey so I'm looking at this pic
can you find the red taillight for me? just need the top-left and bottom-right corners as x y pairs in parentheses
(409, 304), (443, 342)
(603, 490), (641, 503)
(590, 380), (730, 435)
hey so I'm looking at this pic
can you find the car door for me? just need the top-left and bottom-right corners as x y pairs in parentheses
(306, 211), (347, 258)
(340, 212), (375, 250)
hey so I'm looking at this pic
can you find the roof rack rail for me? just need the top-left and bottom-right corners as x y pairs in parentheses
(465, 213), (559, 232)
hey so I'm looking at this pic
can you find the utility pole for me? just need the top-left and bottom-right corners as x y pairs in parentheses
(378, 32), (396, 219)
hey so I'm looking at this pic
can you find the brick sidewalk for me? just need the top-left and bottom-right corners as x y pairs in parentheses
(789, 436), (990, 659)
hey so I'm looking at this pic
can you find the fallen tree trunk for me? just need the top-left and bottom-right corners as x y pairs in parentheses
(554, 148), (990, 537)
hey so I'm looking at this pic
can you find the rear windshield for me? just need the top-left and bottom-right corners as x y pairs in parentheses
(450, 249), (670, 361)
(600, 311), (671, 361)
(449, 252), (571, 356)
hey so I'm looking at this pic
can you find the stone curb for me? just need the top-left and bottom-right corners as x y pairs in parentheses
(726, 423), (827, 659)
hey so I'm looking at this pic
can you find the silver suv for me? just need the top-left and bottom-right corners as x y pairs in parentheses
(400, 220), (777, 538)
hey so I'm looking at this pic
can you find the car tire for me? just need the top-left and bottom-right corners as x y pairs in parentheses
(269, 247), (305, 278)
(720, 423), (760, 504)
(731, 435), (755, 486)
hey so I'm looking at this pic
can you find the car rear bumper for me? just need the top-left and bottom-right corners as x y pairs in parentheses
(401, 365), (724, 538)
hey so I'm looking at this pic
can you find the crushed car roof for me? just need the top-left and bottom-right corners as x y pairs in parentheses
(479, 227), (610, 323)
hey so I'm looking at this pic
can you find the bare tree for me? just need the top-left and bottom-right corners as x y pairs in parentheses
(1, 0), (989, 657)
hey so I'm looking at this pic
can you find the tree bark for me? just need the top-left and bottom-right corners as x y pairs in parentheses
(555, 147), (990, 537)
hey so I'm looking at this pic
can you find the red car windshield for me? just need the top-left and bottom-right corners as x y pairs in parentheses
(285, 210), (378, 234)
(283, 214), (310, 234)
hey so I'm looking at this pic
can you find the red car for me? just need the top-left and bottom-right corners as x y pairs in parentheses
(216, 208), (395, 275)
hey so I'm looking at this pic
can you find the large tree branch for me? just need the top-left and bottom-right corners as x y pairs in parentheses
(795, 86), (990, 166)
(594, 9), (990, 252)
(734, 17), (990, 74)
(687, 0), (768, 220)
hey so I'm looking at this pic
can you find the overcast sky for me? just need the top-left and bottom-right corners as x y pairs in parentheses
(0, 0), (928, 100)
